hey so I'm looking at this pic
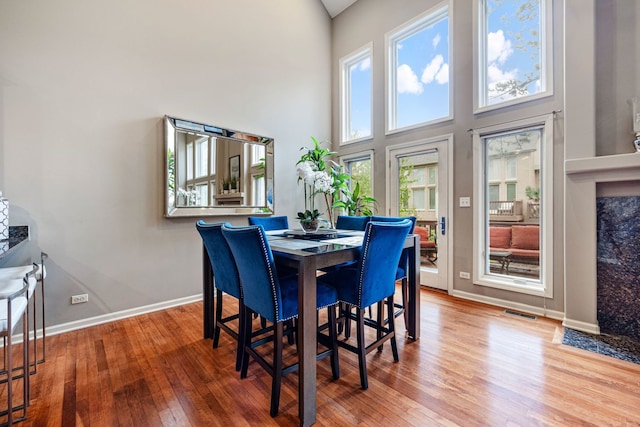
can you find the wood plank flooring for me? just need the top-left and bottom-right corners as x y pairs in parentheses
(7, 288), (640, 426)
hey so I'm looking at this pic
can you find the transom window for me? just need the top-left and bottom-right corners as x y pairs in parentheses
(476, 0), (553, 111)
(340, 43), (372, 144)
(386, 3), (451, 133)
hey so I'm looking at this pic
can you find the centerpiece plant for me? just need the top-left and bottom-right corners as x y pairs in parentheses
(296, 137), (349, 229)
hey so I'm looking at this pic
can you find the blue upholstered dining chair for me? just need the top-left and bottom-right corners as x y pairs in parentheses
(370, 215), (417, 325)
(335, 215), (370, 231)
(221, 224), (340, 417)
(247, 215), (289, 231)
(318, 219), (412, 390)
(196, 220), (245, 371)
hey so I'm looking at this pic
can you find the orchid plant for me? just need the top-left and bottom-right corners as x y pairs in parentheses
(296, 137), (349, 227)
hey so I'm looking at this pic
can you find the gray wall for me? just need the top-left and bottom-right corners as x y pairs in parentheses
(0, 0), (332, 328)
(331, 0), (566, 312)
(595, 0), (640, 156)
(331, 0), (640, 315)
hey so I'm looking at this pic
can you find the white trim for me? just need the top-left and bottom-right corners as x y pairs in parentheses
(474, 0), (554, 112)
(562, 318), (600, 335)
(472, 114), (554, 298)
(451, 289), (564, 322)
(340, 42), (373, 145)
(385, 1), (452, 134)
(32, 294), (202, 340)
(385, 134), (454, 293)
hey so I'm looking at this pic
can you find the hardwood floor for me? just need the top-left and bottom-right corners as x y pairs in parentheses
(8, 288), (640, 426)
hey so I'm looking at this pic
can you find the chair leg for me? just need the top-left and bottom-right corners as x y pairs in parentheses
(235, 303), (245, 371)
(213, 289), (223, 348)
(387, 295), (399, 362)
(356, 308), (368, 390)
(401, 277), (408, 328)
(343, 303), (353, 339)
(240, 309), (253, 379)
(327, 305), (340, 380)
(376, 301), (384, 352)
(270, 322), (284, 417)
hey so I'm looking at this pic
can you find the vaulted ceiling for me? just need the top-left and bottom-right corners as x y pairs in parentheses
(320, 0), (358, 18)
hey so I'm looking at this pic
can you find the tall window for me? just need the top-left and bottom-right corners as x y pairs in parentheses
(340, 43), (372, 144)
(342, 152), (373, 195)
(386, 3), (451, 133)
(477, 0), (553, 110)
(340, 151), (374, 213)
(473, 114), (553, 297)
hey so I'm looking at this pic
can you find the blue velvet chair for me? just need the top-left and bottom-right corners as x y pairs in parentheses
(335, 215), (370, 231)
(319, 219), (412, 390)
(221, 224), (340, 417)
(370, 215), (417, 325)
(247, 215), (289, 231)
(196, 221), (245, 371)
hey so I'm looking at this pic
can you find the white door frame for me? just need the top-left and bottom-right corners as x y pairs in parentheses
(385, 134), (453, 293)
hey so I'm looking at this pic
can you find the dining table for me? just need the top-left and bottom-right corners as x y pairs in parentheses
(201, 228), (420, 427)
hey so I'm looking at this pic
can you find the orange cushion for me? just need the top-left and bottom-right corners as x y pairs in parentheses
(510, 248), (539, 260)
(511, 226), (539, 250)
(489, 227), (511, 249)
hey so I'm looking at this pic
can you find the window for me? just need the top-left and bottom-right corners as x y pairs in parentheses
(181, 135), (216, 207)
(341, 151), (374, 197)
(340, 43), (372, 144)
(427, 165), (437, 210)
(506, 182), (516, 201)
(196, 138), (208, 178)
(505, 157), (517, 180)
(473, 114), (553, 297)
(476, 0), (553, 111)
(386, 3), (451, 133)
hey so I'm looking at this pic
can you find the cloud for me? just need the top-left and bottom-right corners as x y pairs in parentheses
(487, 30), (513, 64)
(397, 64), (423, 94)
(487, 64), (518, 84)
(487, 64), (521, 101)
(435, 63), (449, 84)
(359, 57), (371, 71)
(421, 55), (448, 85)
(432, 33), (441, 49)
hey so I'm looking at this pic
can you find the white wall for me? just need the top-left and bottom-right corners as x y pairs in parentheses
(0, 0), (332, 327)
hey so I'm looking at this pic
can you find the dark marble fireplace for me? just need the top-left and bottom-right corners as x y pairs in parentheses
(597, 196), (640, 340)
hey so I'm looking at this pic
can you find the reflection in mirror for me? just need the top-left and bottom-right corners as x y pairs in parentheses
(164, 116), (274, 217)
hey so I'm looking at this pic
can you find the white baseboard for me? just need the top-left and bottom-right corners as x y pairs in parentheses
(450, 289), (565, 321)
(16, 294), (203, 342)
(562, 318), (600, 335)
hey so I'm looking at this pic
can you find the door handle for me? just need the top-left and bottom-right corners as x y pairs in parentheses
(440, 216), (446, 235)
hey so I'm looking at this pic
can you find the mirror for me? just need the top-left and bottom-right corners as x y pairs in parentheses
(164, 115), (274, 217)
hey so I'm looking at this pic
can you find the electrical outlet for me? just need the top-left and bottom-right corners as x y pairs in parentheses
(459, 271), (470, 279)
(459, 197), (471, 208)
(71, 294), (89, 304)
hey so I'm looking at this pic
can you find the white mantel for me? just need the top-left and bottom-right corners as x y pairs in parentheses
(564, 153), (640, 334)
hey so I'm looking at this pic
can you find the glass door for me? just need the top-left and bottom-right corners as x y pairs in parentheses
(388, 140), (449, 291)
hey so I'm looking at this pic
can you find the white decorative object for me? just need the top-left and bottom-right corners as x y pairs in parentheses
(0, 191), (8, 241)
(628, 97), (640, 152)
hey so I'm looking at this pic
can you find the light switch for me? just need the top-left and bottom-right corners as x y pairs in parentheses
(459, 196), (471, 208)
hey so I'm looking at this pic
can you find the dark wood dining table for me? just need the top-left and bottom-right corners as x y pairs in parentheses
(201, 229), (420, 426)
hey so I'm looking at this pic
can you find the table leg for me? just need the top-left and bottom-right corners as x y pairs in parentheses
(203, 245), (214, 339)
(407, 235), (420, 340)
(298, 257), (317, 426)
